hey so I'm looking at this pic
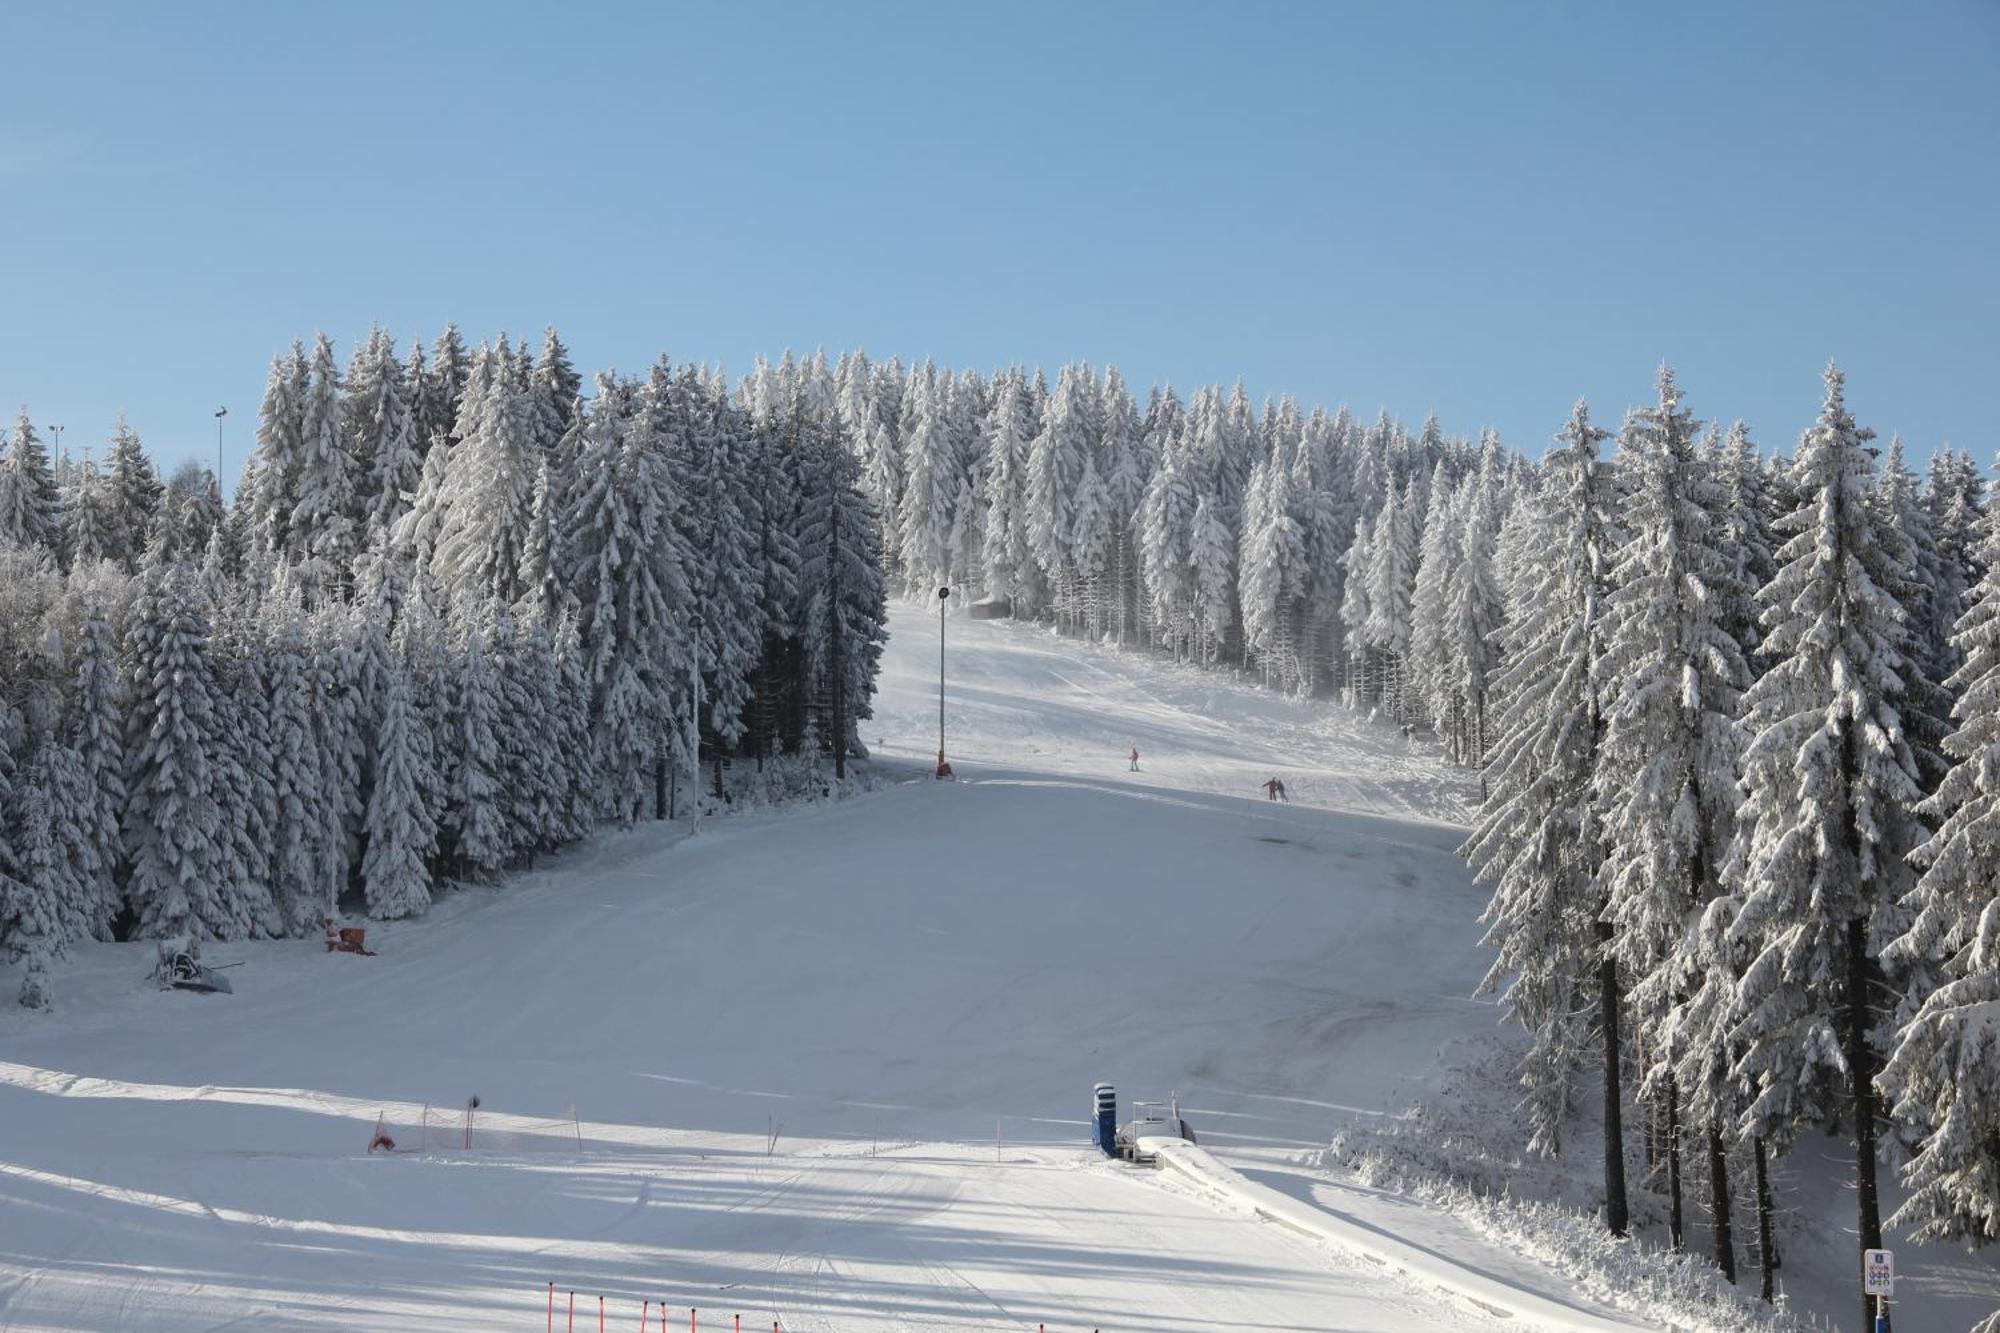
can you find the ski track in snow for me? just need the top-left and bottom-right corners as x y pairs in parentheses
(0, 606), (1640, 1332)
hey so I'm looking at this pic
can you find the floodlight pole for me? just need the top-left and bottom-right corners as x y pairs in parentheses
(214, 407), (228, 485)
(937, 585), (950, 776)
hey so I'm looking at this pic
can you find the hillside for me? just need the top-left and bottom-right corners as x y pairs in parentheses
(0, 605), (1944, 1332)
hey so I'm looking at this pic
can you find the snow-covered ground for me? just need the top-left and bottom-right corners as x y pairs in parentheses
(0, 607), (1986, 1331)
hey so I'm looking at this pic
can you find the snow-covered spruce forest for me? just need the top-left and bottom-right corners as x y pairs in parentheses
(879, 357), (1994, 1324)
(0, 328), (890, 988)
(3, 333), (1997, 1323)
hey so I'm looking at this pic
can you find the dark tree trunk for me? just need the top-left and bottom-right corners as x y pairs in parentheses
(783, 638), (808, 754)
(713, 753), (725, 799)
(829, 506), (848, 782)
(1648, 1064), (1664, 1168)
(1665, 1075), (1684, 1251)
(1844, 913), (1887, 1333)
(1754, 1136), (1776, 1303)
(654, 754), (668, 821)
(750, 665), (769, 772)
(1598, 916), (1630, 1237)
(1707, 1119), (1736, 1283)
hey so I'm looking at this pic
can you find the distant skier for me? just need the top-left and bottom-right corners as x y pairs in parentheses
(1129, 747), (1141, 772)
(1262, 777), (1288, 802)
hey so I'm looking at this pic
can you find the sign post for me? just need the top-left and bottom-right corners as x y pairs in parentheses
(1863, 1248), (1894, 1333)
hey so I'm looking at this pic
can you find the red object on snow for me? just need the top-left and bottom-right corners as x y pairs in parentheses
(934, 750), (955, 780)
(324, 918), (377, 955)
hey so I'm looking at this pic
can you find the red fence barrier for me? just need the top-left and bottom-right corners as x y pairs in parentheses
(543, 1283), (1105, 1333)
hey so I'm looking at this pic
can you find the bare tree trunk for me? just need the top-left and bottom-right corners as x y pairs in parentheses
(1844, 913), (1887, 1333)
(1599, 916), (1630, 1237)
(1665, 1074), (1684, 1251)
(1708, 1119), (1736, 1283)
(830, 576), (847, 781)
(1754, 1135), (1776, 1302)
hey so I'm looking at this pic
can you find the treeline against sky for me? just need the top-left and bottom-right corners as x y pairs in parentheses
(0, 328), (887, 999)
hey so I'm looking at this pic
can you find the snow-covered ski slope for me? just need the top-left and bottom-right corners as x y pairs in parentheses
(1, 605), (1647, 1332)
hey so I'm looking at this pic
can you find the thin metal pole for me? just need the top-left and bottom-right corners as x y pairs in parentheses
(214, 407), (228, 485)
(938, 588), (946, 765)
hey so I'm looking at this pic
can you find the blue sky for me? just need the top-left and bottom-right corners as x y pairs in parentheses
(2, 2), (1994, 481)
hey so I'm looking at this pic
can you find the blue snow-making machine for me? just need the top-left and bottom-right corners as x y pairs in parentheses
(1093, 1082), (1196, 1164)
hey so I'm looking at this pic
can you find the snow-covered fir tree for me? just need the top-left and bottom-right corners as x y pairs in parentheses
(1924, 448), (1984, 683)
(1026, 364), (1098, 625)
(346, 327), (419, 533)
(1099, 366), (1151, 644)
(1880, 464), (2000, 1295)
(1727, 364), (1924, 1329)
(439, 627), (508, 874)
(1140, 411), (1200, 661)
(60, 592), (126, 937)
(1444, 446), (1506, 768)
(979, 370), (1037, 610)
(360, 658), (437, 918)
(431, 338), (537, 612)
(1362, 473), (1420, 717)
(1239, 444), (1309, 690)
(104, 417), (162, 573)
(123, 564), (237, 939)
(1405, 462), (1461, 725)
(560, 374), (691, 821)
(290, 332), (358, 603)
(0, 410), (62, 556)
(60, 457), (114, 568)
(1872, 435), (1952, 791)
(898, 362), (961, 596)
(797, 407), (889, 776)
(246, 342), (309, 558)
(261, 590), (323, 935)
(417, 323), (471, 453)
(1594, 367), (1748, 1255)
(662, 365), (765, 776)
(528, 326), (582, 460)
(1462, 399), (1630, 1233)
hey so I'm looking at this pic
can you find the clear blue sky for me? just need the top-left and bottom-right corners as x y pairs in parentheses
(3, 1), (1994, 481)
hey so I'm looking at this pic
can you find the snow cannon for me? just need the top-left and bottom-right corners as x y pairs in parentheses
(1093, 1083), (1117, 1156)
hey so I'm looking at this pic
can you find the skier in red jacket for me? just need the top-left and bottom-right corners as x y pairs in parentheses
(1262, 777), (1288, 802)
(1129, 747), (1141, 772)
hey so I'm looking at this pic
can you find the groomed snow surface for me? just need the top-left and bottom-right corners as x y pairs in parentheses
(0, 606), (1986, 1331)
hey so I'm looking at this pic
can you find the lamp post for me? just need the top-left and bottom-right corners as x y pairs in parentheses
(935, 585), (950, 778)
(214, 407), (228, 485)
(48, 423), (63, 461)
